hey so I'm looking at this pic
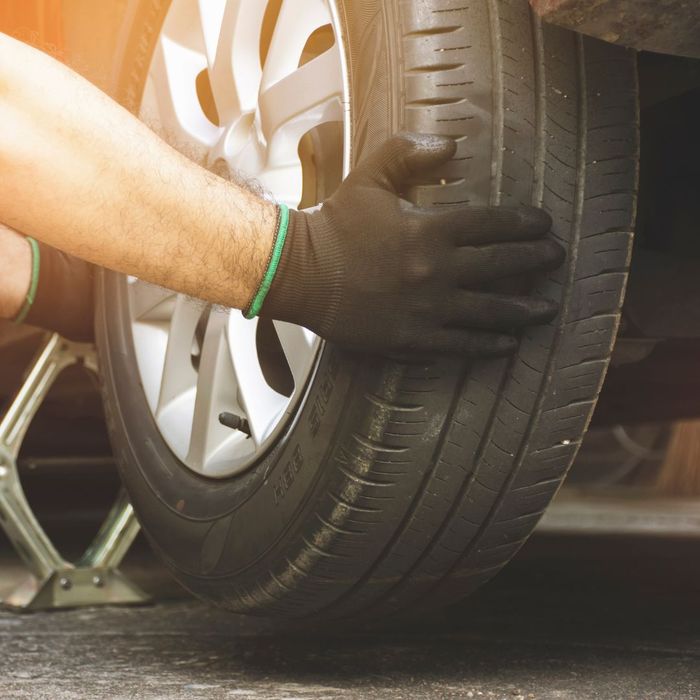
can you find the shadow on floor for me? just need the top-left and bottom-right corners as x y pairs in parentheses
(0, 531), (698, 699)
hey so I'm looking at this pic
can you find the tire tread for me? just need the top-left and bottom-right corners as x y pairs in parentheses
(242, 2), (638, 618)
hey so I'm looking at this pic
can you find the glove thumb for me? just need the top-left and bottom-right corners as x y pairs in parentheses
(349, 132), (456, 194)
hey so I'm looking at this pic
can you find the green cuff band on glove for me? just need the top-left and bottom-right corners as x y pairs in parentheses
(244, 203), (290, 319)
(13, 237), (41, 326)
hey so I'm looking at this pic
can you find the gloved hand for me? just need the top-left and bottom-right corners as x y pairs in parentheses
(245, 133), (564, 356)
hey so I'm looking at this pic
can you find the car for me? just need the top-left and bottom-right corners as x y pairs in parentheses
(1, 0), (698, 621)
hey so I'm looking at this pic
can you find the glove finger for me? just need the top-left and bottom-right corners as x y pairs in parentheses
(444, 291), (559, 331)
(452, 239), (565, 286)
(424, 329), (518, 357)
(428, 204), (553, 245)
(348, 132), (457, 193)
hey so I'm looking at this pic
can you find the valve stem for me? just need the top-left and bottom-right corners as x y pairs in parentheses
(218, 412), (252, 437)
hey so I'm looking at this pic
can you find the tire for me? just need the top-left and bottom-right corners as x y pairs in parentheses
(92, 0), (639, 619)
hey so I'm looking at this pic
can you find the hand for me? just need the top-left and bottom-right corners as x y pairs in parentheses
(258, 133), (565, 355)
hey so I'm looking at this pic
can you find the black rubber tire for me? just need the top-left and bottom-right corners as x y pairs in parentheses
(92, 0), (639, 620)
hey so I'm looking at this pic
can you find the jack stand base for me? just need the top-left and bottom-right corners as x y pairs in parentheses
(0, 334), (149, 611)
(3, 568), (150, 613)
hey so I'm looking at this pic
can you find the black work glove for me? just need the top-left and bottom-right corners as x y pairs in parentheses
(15, 238), (95, 343)
(247, 133), (564, 356)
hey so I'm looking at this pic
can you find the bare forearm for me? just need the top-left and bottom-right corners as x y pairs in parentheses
(0, 33), (276, 309)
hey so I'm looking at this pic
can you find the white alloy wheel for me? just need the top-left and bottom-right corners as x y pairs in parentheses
(127, 0), (350, 478)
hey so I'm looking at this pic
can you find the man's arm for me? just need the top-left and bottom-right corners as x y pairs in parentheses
(0, 32), (277, 310)
(0, 32), (564, 355)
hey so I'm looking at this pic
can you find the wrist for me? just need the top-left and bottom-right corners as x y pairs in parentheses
(254, 207), (343, 338)
(244, 203), (291, 319)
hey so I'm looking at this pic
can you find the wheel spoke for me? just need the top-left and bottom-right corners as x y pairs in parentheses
(147, 38), (220, 151)
(273, 321), (319, 388)
(227, 314), (288, 445)
(195, 0), (227, 66)
(258, 44), (344, 167)
(156, 296), (202, 417)
(261, 0), (333, 90)
(160, 0), (206, 53)
(186, 310), (238, 470)
(255, 164), (305, 209)
(207, 0), (267, 124)
(129, 280), (176, 323)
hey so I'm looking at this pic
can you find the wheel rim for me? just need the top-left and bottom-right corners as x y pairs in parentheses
(127, 0), (350, 478)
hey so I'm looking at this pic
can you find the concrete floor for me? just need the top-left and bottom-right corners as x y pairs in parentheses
(0, 531), (698, 699)
(2, 327), (698, 698)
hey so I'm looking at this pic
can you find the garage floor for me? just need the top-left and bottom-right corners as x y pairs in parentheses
(0, 529), (698, 700)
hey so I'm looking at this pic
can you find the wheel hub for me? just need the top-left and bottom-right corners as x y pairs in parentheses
(127, 0), (350, 478)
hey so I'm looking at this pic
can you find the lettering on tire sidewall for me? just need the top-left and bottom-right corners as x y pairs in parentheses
(272, 352), (341, 507)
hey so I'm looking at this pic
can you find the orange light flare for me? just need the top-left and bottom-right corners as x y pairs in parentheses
(0, 1), (63, 55)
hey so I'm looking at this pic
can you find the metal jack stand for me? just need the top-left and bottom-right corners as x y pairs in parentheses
(0, 333), (150, 611)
